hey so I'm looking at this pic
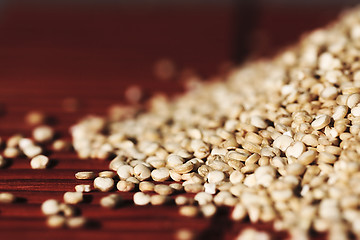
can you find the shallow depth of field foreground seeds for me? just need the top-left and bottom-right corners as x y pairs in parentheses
(69, 6), (360, 240)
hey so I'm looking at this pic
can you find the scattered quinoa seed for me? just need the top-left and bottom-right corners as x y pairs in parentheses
(94, 177), (114, 192)
(41, 199), (61, 215)
(63, 192), (83, 204)
(75, 184), (91, 193)
(30, 155), (50, 169)
(0, 192), (16, 203)
(66, 216), (87, 228)
(47, 215), (66, 228)
(75, 171), (96, 180)
(133, 192), (151, 206)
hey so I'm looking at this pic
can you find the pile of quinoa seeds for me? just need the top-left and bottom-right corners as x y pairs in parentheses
(69, 6), (360, 240)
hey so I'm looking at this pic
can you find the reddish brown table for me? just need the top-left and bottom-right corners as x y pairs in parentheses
(0, 2), (352, 239)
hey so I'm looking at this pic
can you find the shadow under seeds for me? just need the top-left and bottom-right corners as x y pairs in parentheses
(47, 158), (59, 168)
(2, 158), (13, 168)
(45, 115), (58, 126)
(82, 194), (93, 204)
(197, 207), (233, 240)
(85, 219), (102, 229)
(14, 197), (27, 204)
(119, 199), (134, 208)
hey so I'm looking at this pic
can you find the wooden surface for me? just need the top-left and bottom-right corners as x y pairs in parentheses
(0, 2), (353, 239)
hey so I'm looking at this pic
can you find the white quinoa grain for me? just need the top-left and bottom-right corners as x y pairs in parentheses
(354, 70), (360, 81)
(319, 52), (341, 70)
(318, 152), (337, 164)
(117, 180), (135, 192)
(250, 116), (268, 129)
(98, 170), (116, 178)
(139, 181), (155, 192)
(100, 194), (123, 208)
(271, 189), (293, 201)
(273, 135), (294, 152)
(75, 184), (91, 193)
(174, 228), (195, 240)
(228, 172), (244, 187)
(285, 141), (306, 158)
(194, 192), (213, 205)
(133, 192), (151, 206)
(46, 215), (66, 228)
(203, 182), (216, 195)
(109, 157), (125, 171)
(33, 125), (54, 143)
(166, 154), (184, 168)
(213, 191), (233, 206)
(133, 164), (151, 181)
(66, 216), (87, 228)
(311, 114), (331, 130)
(154, 184), (174, 196)
(347, 93), (360, 108)
(313, 218), (329, 232)
(0, 192), (16, 203)
(150, 194), (169, 206)
(184, 183), (204, 193)
(151, 167), (170, 182)
(242, 141), (261, 154)
(41, 199), (61, 215)
(332, 105), (348, 120)
(117, 165), (134, 180)
(173, 161), (194, 174)
(236, 228), (270, 240)
(200, 203), (217, 218)
(175, 195), (190, 206)
(6, 134), (23, 148)
(320, 86), (338, 100)
(63, 192), (83, 204)
(286, 163), (306, 176)
(301, 134), (318, 147)
(207, 170), (225, 184)
(243, 174), (257, 188)
(94, 177), (114, 192)
(59, 203), (78, 217)
(52, 139), (70, 152)
(23, 145), (42, 158)
(352, 217), (360, 235)
(231, 203), (247, 221)
(30, 155), (50, 169)
(3, 147), (20, 159)
(148, 157), (166, 169)
(298, 150), (317, 165)
(254, 166), (275, 187)
(75, 171), (96, 180)
(126, 176), (140, 184)
(247, 204), (261, 223)
(18, 138), (34, 150)
(25, 111), (46, 126)
(179, 205), (199, 217)
(169, 183), (184, 192)
(351, 106), (360, 117)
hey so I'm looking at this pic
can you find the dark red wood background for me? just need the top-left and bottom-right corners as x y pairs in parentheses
(0, 1), (355, 239)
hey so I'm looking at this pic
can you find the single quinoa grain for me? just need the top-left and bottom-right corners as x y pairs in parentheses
(94, 177), (114, 192)
(63, 192), (83, 204)
(0, 192), (16, 203)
